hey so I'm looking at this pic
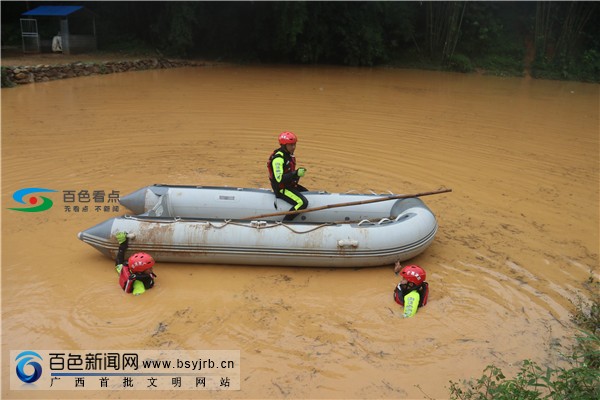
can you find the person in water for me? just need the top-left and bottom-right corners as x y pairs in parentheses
(267, 131), (309, 221)
(393, 261), (429, 318)
(115, 232), (156, 295)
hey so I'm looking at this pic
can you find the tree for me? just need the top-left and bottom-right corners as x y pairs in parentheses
(535, 1), (597, 63)
(425, 1), (467, 63)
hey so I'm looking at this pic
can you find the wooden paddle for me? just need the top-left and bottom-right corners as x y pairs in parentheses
(242, 187), (452, 220)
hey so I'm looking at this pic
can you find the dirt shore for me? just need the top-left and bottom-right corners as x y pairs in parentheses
(1, 48), (218, 86)
(0, 48), (183, 67)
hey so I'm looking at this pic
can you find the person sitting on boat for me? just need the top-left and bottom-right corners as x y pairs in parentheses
(115, 232), (157, 295)
(267, 131), (309, 221)
(393, 261), (429, 318)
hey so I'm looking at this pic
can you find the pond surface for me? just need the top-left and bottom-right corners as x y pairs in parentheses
(2, 65), (598, 399)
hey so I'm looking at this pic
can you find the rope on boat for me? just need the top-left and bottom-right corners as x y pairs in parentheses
(124, 213), (404, 231)
(123, 215), (336, 233)
(222, 220), (336, 234)
(182, 219), (334, 233)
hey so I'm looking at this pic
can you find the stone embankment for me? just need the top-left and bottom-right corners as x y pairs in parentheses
(2, 58), (204, 86)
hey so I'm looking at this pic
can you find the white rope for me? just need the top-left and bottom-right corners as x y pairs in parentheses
(123, 214), (400, 232)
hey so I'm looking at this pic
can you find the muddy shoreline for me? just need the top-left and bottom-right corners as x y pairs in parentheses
(2, 58), (208, 86)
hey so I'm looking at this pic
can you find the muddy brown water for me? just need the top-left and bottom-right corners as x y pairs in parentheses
(2, 65), (598, 399)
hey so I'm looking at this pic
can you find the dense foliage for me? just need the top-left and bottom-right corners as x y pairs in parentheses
(2, 1), (598, 81)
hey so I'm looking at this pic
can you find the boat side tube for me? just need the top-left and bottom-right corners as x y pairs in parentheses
(121, 184), (400, 223)
(79, 198), (438, 268)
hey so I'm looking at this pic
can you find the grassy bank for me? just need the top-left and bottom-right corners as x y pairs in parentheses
(448, 275), (599, 399)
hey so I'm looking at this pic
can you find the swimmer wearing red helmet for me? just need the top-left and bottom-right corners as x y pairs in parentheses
(393, 261), (429, 318)
(114, 232), (157, 295)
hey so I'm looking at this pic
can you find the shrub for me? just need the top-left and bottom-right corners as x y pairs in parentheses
(449, 334), (599, 399)
(578, 49), (600, 83)
(475, 54), (525, 77)
(449, 275), (600, 399)
(532, 51), (600, 83)
(447, 54), (474, 73)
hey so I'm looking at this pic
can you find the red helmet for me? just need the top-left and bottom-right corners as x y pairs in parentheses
(128, 252), (155, 273)
(400, 264), (426, 285)
(278, 131), (297, 145)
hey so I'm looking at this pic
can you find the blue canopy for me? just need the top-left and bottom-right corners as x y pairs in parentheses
(22, 5), (84, 17)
